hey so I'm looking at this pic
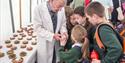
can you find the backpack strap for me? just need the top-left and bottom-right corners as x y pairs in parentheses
(123, 37), (125, 53)
(120, 29), (125, 53)
(95, 23), (114, 50)
(95, 26), (105, 49)
(95, 23), (125, 53)
(120, 29), (125, 36)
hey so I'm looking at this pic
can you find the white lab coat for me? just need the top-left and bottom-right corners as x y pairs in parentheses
(33, 2), (67, 63)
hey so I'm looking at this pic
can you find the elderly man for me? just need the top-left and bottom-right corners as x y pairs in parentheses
(33, 0), (67, 63)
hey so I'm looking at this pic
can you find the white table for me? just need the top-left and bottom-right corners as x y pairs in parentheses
(0, 26), (37, 63)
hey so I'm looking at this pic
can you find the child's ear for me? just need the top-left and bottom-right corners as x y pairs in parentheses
(92, 14), (99, 23)
(92, 14), (98, 19)
(82, 35), (86, 41)
(82, 35), (85, 38)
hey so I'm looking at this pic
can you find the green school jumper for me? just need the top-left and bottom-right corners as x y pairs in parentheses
(58, 43), (82, 63)
(90, 25), (123, 63)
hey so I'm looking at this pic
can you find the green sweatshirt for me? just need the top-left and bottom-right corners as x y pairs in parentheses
(58, 45), (82, 63)
(91, 25), (122, 63)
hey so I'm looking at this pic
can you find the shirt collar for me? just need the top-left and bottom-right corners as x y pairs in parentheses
(72, 42), (82, 48)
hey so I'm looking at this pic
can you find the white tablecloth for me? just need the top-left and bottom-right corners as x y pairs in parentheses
(0, 38), (37, 63)
(0, 26), (37, 63)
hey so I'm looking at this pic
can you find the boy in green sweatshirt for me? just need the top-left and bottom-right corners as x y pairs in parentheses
(85, 2), (122, 63)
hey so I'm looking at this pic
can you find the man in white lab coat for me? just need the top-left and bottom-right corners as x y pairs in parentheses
(33, 0), (67, 63)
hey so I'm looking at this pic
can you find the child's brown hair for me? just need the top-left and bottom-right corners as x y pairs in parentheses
(85, 2), (105, 18)
(65, 6), (74, 31)
(74, 6), (93, 32)
(71, 25), (89, 59)
(74, 6), (85, 17)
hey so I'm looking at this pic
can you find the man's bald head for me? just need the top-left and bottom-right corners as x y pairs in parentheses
(49, 0), (66, 12)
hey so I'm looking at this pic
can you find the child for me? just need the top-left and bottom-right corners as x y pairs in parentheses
(58, 25), (89, 63)
(65, 6), (92, 49)
(72, 6), (92, 32)
(85, 2), (122, 63)
(64, 6), (74, 50)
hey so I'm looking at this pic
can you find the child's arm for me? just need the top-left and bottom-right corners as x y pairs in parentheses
(59, 33), (68, 46)
(58, 46), (81, 62)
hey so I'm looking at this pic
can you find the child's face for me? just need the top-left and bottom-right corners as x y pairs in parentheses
(70, 14), (86, 25)
(70, 15), (77, 25)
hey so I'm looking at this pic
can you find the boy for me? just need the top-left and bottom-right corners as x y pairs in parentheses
(85, 2), (122, 63)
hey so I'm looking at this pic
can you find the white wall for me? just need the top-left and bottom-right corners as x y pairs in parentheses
(0, 0), (12, 42)
(0, 0), (47, 42)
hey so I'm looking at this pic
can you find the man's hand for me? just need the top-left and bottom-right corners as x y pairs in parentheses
(53, 34), (61, 41)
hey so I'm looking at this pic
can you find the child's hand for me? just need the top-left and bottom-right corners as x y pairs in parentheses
(91, 59), (101, 63)
(60, 33), (67, 46)
(62, 32), (68, 40)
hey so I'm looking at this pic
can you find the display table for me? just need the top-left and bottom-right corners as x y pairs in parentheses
(0, 24), (37, 63)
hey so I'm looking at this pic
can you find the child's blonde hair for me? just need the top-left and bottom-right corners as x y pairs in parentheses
(71, 25), (89, 60)
(71, 25), (87, 42)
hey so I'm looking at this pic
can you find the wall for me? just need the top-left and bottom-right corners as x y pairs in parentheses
(0, 0), (47, 42)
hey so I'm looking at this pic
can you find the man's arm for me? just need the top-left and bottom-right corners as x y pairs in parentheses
(60, 8), (68, 39)
(33, 6), (54, 42)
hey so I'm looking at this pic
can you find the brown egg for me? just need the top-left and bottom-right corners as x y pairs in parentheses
(18, 57), (24, 63)
(11, 46), (17, 50)
(14, 40), (20, 44)
(29, 28), (33, 30)
(8, 53), (16, 59)
(31, 42), (37, 45)
(28, 30), (33, 33)
(6, 44), (12, 48)
(28, 33), (32, 36)
(17, 29), (23, 33)
(10, 36), (15, 40)
(18, 36), (23, 40)
(5, 40), (11, 44)
(22, 27), (27, 31)
(7, 49), (14, 55)
(20, 44), (26, 48)
(20, 51), (27, 57)
(22, 40), (28, 44)
(32, 34), (36, 38)
(27, 25), (31, 27)
(0, 45), (2, 49)
(27, 36), (32, 40)
(22, 34), (26, 37)
(12, 58), (18, 63)
(27, 46), (33, 51)
(19, 33), (23, 36)
(0, 51), (4, 58)
(13, 33), (18, 37)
